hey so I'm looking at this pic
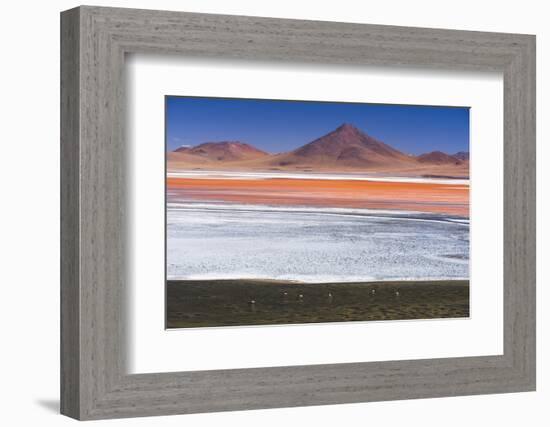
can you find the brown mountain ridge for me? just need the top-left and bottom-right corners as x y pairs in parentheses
(168, 123), (469, 177)
(417, 150), (463, 165)
(169, 141), (268, 163)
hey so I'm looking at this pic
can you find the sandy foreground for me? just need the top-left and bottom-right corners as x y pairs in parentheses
(167, 279), (469, 328)
(167, 174), (469, 217)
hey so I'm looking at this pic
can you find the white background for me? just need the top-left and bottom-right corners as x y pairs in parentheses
(129, 56), (503, 373)
(0, 0), (547, 426)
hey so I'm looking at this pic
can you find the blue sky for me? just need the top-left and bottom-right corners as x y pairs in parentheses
(166, 96), (469, 155)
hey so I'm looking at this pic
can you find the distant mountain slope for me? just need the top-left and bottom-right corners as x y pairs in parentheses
(417, 151), (463, 165)
(167, 150), (212, 165)
(453, 151), (470, 161)
(174, 141), (268, 162)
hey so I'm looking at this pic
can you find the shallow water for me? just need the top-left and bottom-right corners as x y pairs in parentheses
(167, 202), (469, 282)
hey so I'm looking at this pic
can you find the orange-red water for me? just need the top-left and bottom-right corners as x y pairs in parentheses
(167, 177), (469, 217)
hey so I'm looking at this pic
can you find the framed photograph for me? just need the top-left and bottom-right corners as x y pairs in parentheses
(61, 6), (536, 420)
(165, 97), (471, 329)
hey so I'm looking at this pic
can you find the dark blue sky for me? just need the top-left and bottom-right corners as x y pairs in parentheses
(166, 96), (469, 155)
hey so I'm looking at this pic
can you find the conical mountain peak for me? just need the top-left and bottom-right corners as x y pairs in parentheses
(335, 122), (360, 132)
(286, 123), (411, 167)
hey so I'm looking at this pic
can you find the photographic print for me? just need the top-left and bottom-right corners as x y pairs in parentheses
(165, 96), (470, 329)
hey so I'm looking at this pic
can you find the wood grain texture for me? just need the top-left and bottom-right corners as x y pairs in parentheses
(60, 7), (80, 419)
(60, 5), (536, 420)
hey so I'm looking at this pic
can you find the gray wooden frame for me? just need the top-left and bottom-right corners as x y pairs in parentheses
(60, 5), (536, 420)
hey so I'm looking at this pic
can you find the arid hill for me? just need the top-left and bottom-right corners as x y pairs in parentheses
(169, 141), (268, 163)
(417, 150), (463, 165)
(453, 151), (470, 161)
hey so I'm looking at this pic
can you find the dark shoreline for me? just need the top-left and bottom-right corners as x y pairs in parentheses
(166, 279), (469, 329)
